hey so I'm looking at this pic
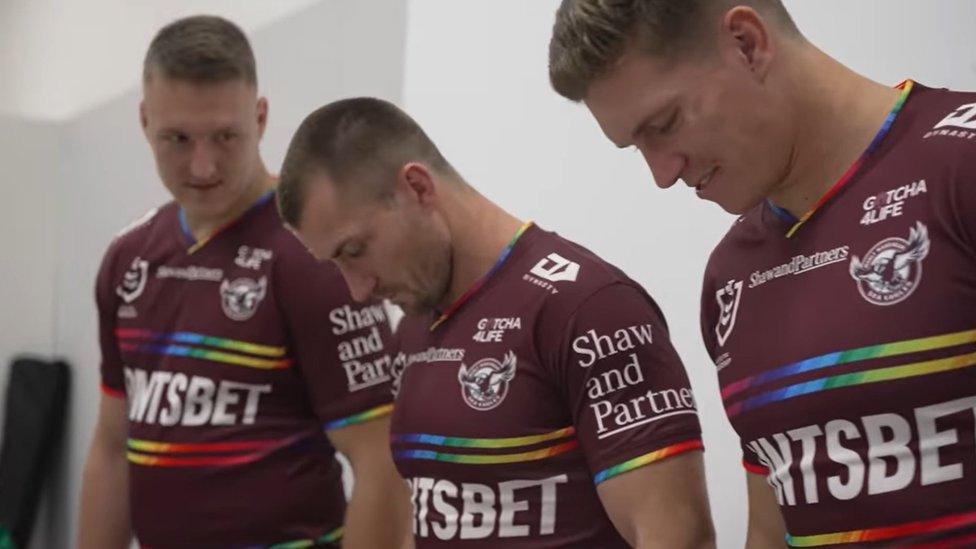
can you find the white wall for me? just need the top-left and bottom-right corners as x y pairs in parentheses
(33, 2), (407, 547)
(0, 0), (324, 121)
(401, 1), (976, 546)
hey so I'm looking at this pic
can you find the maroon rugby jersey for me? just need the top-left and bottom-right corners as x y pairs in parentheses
(389, 224), (702, 548)
(701, 83), (976, 547)
(95, 192), (395, 549)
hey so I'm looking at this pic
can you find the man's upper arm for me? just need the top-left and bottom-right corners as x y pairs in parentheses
(275, 249), (395, 429)
(745, 470), (787, 548)
(326, 414), (394, 468)
(597, 451), (713, 548)
(544, 282), (711, 543)
(95, 243), (126, 399)
(549, 283), (704, 482)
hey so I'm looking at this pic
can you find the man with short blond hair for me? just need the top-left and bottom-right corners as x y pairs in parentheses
(551, 1), (976, 547)
(77, 15), (410, 549)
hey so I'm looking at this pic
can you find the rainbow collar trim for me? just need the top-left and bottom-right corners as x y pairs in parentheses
(179, 189), (275, 254)
(430, 220), (534, 331)
(784, 80), (914, 238)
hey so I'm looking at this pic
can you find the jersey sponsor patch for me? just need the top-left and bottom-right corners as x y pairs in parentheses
(219, 276), (268, 321)
(457, 352), (517, 411)
(924, 102), (976, 141)
(849, 222), (930, 306)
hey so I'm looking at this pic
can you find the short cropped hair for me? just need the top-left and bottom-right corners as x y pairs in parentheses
(144, 15), (257, 86)
(548, 0), (798, 101)
(278, 97), (453, 227)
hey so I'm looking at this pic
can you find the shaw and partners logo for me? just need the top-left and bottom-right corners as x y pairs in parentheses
(850, 222), (930, 306)
(748, 246), (850, 289)
(458, 351), (517, 411)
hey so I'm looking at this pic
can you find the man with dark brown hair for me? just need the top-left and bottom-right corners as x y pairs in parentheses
(76, 16), (411, 549)
(551, 1), (976, 547)
(278, 97), (716, 548)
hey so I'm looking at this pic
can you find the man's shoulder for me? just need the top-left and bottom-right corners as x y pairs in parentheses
(517, 227), (653, 322)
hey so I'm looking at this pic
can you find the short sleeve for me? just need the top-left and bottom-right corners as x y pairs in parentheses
(95, 244), (126, 399)
(548, 283), (703, 485)
(275, 249), (395, 430)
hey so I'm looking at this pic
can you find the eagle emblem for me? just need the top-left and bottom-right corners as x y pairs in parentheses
(220, 276), (267, 321)
(850, 222), (930, 306)
(457, 351), (517, 411)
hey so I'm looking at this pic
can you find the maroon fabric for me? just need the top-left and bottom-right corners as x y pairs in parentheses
(95, 196), (394, 548)
(701, 84), (976, 546)
(390, 225), (702, 547)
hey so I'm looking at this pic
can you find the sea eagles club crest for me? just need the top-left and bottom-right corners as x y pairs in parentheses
(220, 276), (267, 321)
(715, 279), (743, 347)
(850, 221), (930, 306)
(458, 352), (517, 411)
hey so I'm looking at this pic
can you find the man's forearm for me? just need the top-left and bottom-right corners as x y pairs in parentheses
(77, 443), (132, 549)
(341, 470), (412, 549)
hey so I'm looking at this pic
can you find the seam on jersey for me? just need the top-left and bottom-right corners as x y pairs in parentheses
(786, 508), (976, 547)
(592, 438), (703, 485)
(323, 402), (393, 431)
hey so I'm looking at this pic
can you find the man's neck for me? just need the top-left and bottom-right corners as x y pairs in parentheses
(768, 47), (904, 217)
(438, 186), (524, 310)
(183, 169), (275, 242)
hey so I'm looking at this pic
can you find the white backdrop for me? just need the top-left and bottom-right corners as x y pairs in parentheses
(1, 1), (974, 547)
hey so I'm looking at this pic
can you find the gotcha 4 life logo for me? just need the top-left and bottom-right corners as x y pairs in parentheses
(457, 352), (517, 411)
(849, 222), (930, 306)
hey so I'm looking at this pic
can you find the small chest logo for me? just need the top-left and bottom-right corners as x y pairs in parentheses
(235, 246), (273, 270)
(924, 102), (976, 141)
(220, 276), (268, 321)
(117, 257), (149, 304)
(715, 279), (744, 347)
(457, 351), (517, 411)
(850, 222), (930, 306)
(530, 253), (580, 283)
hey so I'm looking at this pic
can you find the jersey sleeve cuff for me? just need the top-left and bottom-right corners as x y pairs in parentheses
(323, 402), (394, 431)
(100, 383), (126, 399)
(742, 459), (769, 476)
(592, 438), (703, 485)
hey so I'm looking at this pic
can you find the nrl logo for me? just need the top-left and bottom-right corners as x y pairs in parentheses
(390, 352), (408, 398)
(850, 222), (930, 306)
(715, 279), (743, 347)
(116, 257), (149, 304)
(220, 276), (268, 321)
(457, 351), (517, 411)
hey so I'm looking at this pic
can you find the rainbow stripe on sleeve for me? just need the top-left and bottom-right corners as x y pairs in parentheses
(592, 439), (703, 485)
